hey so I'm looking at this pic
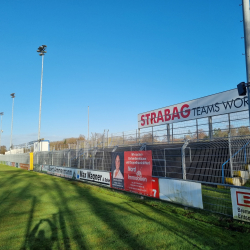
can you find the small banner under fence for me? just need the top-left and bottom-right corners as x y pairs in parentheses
(159, 178), (203, 209)
(78, 169), (110, 185)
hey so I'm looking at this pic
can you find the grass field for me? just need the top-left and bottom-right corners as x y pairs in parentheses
(0, 164), (250, 250)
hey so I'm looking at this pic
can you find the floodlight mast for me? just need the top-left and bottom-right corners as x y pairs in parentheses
(242, 0), (250, 125)
(10, 94), (15, 149)
(0, 112), (3, 150)
(37, 45), (47, 142)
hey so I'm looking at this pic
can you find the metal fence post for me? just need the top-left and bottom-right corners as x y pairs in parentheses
(152, 127), (154, 144)
(172, 124), (174, 143)
(138, 128), (140, 144)
(208, 116), (213, 140)
(228, 113), (231, 135)
(78, 149), (80, 169)
(228, 132), (234, 177)
(196, 119), (199, 141)
(68, 150), (70, 168)
(167, 124), (170, 143)
(107, 129), (109, 147)
(181, 140), (189, 180)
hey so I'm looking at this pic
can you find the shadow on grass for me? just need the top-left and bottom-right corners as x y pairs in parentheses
(72, 182), (248, 249)
(73, 184), (201, 249)
(38, 177), (87, 250)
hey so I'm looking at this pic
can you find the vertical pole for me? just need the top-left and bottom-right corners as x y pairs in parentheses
(136, 129), (137, 143)
(68, 150), (70, 167)
(196, 119), (199, 141)
(78, 149), (80, 169)
(167, 124), (170, 143)
(181, 140), (189, 180)
(245, 146), (247, 164)
(172, 123), (174, 143)
(138, 128), (140, 144)
(208, 116), (213, 140)
(38, 55), (44, 141)
(10, 97), (15, 149)
(243, 0), (250, 82)
(110, 133), (113, 146)
(242, 0), (250, 126)
(228, 113), (231, 135)
(152, 126), (154, 144)
(107, 129), (109, 147)
(228, 132), (234, 177)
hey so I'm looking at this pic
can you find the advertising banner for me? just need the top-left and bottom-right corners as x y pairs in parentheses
(124, 151), (153, 196)
(111, 152), (125, 189)
(47, 166), (56, 174)
(231, 188), (250, 222)
(46, 166), (76, 179)
(151, 177), (159, 199)
(41, 165), (49, 173)
(159, 179), (203, 209)
(78, 169), (110, 185)
(33, 164), (42, 172)
(11, 162), (15, 167)
(53, 167), (76, 179)
(20, 163), (29, 170)
(138, 88), (248, 128)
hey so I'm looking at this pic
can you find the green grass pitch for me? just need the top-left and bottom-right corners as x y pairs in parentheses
(0, 164), (250, 250)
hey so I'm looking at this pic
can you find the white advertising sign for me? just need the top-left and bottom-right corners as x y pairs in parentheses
(159, 179), (203, 209)
(231, 188), (250, 222)
(138, 89), (248, 128)
(78, 169), (110, 186)
(47, 166), (77, 179)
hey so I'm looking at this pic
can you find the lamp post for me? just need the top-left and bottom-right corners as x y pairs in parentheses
(10, 93), (15, 149)
(0, 112), (3, 150)
(37, 45), (47, 142)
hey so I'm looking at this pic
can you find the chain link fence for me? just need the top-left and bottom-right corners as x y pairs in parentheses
(1, 110), (250, 218)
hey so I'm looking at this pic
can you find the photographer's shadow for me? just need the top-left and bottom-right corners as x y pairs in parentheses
(26, 219), (57, 250)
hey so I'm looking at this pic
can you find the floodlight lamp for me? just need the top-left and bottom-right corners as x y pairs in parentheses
(10, 93), (15, 98)
(0, 112), (3, 115)
(39, 53), (44, 56)
(42, 45), (47, 48)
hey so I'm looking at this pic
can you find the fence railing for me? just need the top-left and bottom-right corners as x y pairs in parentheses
(9, 110), (250, 153)
(1, 135), (250, 219)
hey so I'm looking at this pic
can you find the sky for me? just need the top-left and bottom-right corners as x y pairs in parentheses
(0, 0), (247, 147)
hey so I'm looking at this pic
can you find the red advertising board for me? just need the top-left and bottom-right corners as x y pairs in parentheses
(236, 191), (250, 208)
(151, 177), (159, 199)
(20, 163), (29, 170)
(124, 151), (153, 196)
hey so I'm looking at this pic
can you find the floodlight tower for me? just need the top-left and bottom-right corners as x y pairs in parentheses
(0, 112), (3, 149)
(10, 93), (15, 149)
(37, 45), (47, 141)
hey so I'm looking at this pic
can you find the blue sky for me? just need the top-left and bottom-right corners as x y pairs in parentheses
(0, 0), (247, 147)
